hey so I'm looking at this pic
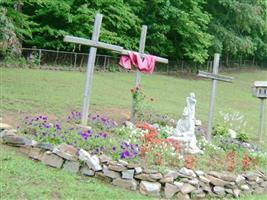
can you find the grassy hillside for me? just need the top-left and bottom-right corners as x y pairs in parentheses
(1, 68), (266, 139)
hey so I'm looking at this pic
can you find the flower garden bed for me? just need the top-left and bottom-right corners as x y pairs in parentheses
(1, 112), (267, 199)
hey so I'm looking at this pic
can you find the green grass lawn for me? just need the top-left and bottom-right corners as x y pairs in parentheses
(0, 145), (153, 200)
(1, 67), (267, 199)
(1, 68), (266, 140)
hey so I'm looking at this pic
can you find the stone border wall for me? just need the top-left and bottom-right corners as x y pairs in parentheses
(1, 129), (267, 199)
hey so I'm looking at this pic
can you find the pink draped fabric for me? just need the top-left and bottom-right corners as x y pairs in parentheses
(119, 52), (156, 74)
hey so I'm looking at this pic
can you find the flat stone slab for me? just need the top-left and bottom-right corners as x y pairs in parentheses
(29, 147), (43, 160)
(135, 173), (156, 182)
(99, 154), (112, 163)
(180, 183), (196, 194)
(208, 171), (237, 182)
(95, 172), (112, 183)
(112, 178), (138, 191)
(140, 181), (161, 197)
(206, 175), (229, 187)
(160, 176), (174, 183)
(41, 152), (64, 168)
(243, 172), (260, 181)
(179, 167), (196, 178)
(108, 162), (127, 172)
(134, 167), (142, 174)
(213, 186), (225, 196)
(80, 166), (95, 176)
(165, 183), (180, 198)
(37, 143), (54, 151)
(2, 134), (26, 146)
(122, 170), (135, 180)
(86, 155), (102, 171)
(53, 143), (78, 161)
(78, 149), (102, 171)
(63, 160), (80, 173)
(103, 166), (121, 179)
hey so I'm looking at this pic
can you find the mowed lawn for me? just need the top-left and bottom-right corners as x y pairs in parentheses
(0, 145), (152, 200)
(1, 68), (267, 199)
(1, 68), (266, 139)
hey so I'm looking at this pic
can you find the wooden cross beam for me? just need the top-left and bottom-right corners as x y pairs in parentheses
(64, 13), (168, 125)
(198, 71), (233, 83)
(64, 36), (168, 64)
(197, 53), (234, 140)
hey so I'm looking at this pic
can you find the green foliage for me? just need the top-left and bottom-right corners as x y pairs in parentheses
(107, 64), (120, 72)
(206, 0), (267, 62)
(212, 124), (228, 136)
(1, 0), (266, 63)
(237, 131), (250, 142)
(131, 86), (146, 120)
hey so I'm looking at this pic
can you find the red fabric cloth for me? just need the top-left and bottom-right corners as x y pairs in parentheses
(119, 52), (156, 74)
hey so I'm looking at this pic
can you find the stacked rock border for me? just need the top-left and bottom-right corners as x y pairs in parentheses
(1, 129), (267, 199)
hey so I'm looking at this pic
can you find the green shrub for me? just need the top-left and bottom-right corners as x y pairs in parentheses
(237, 131), (250, 142)
(212, 124), (228, 136)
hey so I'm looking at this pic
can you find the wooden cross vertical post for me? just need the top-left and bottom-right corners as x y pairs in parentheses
(207, 53), (219, 140)
(131, 25), (147, 121)
(135, 25), (147, 87)
(81, 13), (102, 126)
(198, 53), (234, 140)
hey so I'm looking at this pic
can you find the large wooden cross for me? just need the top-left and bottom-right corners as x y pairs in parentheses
(198, 53), (234, 140)
(64, 13), (168, 125)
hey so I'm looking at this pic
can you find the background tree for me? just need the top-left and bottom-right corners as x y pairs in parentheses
(206, 0), (267, 65)
(1, 0), (266, 65)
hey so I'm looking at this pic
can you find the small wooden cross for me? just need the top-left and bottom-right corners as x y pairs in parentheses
(198, 53), (234, 140)
(64, 13), (168, 125)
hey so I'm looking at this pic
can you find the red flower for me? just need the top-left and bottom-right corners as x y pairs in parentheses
(242, 154), (250, 171)
(226, 151), (236, 172)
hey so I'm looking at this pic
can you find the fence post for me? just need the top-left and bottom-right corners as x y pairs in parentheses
(74, 53), (77, 68)
(38, 49), (42, 66)
(103, 55), (107, 71)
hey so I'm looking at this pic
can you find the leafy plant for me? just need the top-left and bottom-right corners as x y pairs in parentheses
(212, 124), (228, 136)
(131, 85), (146, 120)
(237, 131), (250, 143)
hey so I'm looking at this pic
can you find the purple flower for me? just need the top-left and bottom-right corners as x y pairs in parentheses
(124, 150), (130, 157)
(120, 152), (125, 159)
(112, 147), (116, 151)
(42, 132), (46, 136)
(79, 131), (89, 140)
(101, 133), (107, 138)
(43, 123), (50, 128)
(55, 124), (61, 131)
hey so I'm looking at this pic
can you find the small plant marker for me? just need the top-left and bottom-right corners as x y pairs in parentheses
(64, 13), (168, 125)
(198, 53), (234, 140)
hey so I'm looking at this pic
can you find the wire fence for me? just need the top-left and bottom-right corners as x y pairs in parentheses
(1, 48), (266, 73)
